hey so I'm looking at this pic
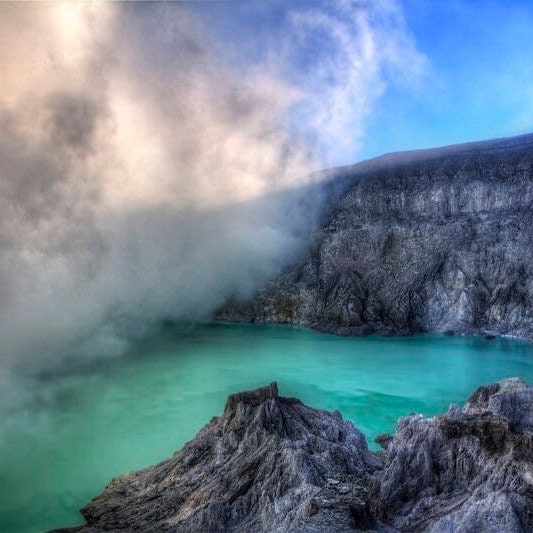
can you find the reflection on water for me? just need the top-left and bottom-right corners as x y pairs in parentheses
(1, 323), (533, 532)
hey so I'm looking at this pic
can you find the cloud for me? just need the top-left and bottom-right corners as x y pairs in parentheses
(273, 0), (427, 164)
(0, 1), (424, 402)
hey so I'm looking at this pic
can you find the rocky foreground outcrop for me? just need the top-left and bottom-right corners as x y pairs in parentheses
(59, 378), (533, 532)
(218, 133), (533, 339)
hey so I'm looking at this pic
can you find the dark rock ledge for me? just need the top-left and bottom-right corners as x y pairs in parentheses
(55, 378), (533, 532)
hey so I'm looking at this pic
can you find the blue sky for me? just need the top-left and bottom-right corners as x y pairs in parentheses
(363, 0), (533, 160)
(194, 0), (533, 165)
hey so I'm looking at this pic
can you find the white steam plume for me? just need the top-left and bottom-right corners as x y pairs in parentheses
(0, 1), (424, 388)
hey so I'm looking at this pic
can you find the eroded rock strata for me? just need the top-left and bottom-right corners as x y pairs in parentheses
(219, 133), (533, 339)
(61, 379), (533, 532)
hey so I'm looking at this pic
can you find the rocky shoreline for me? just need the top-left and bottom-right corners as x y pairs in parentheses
(218, 133), (533, 341)
(57, 378), (533, 532)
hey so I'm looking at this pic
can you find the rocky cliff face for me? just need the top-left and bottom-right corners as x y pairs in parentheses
(219, 133), (533, 338)
(58, 379), (533, 532)
(372, 377), (533, 531)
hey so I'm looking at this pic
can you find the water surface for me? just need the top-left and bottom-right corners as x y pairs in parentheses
(1, 323), (532, 532)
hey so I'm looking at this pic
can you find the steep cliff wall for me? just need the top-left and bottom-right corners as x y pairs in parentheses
(219, 133), (533, 338)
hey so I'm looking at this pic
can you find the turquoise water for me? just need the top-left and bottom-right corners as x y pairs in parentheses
(1, 323), (533, 532)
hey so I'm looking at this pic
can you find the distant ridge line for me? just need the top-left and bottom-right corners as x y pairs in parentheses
(321, 131), (533, 179)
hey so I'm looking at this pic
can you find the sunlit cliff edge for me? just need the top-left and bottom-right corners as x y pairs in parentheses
(219, 132), (533, 339)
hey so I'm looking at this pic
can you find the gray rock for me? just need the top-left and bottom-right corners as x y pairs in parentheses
(59, 378), (533, 532)
(374, 433), (394, 450)
(62, 382), (378, 532)
(372, 378), (533, 532)
(218, 132), (533, 339)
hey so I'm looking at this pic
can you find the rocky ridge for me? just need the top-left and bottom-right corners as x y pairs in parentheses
(218, 132), (533, 339)
(58, 378), (533, 532)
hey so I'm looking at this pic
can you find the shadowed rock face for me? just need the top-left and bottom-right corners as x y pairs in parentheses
(218, 133), (533, 339)
(58, 378), (533, 532)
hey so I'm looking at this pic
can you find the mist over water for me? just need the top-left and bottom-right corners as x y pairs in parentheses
(0, 3), (428, 525)
(0, 1), (425, 392)
(0, 2), (311, 375)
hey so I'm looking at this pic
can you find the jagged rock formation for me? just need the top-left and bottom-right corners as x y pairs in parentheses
(219, 133), (533, 338)
(59, 378), (533, 532)
(60, 383), (379, 532)
(372, 377), (533, 531)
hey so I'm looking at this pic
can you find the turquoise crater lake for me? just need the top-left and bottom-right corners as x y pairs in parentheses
(1, 323), (533, 532)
